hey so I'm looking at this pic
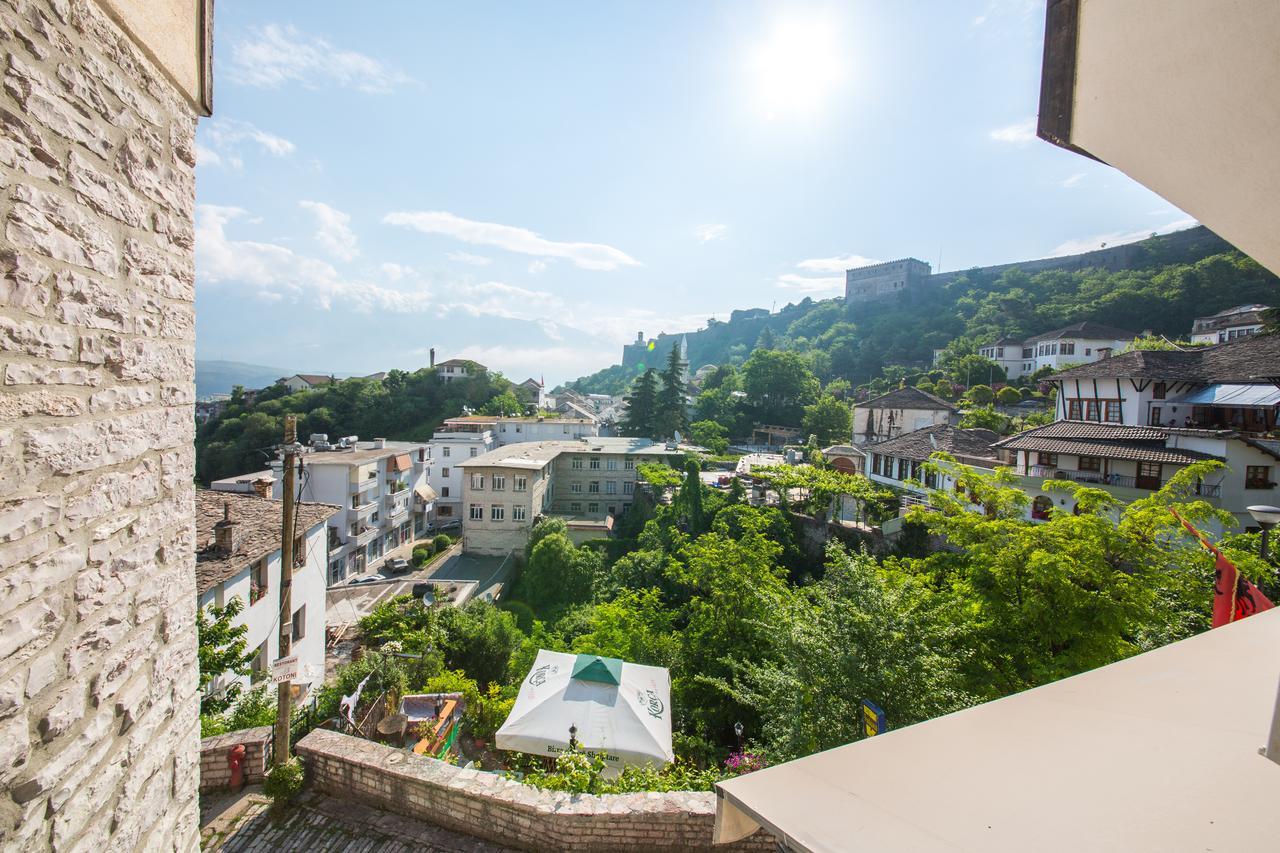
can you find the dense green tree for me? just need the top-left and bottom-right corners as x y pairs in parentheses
(655, 343), (690, 439)
(620, 369), (661, 438)
(680, 459), (706, 536)
(435, 601), (525, 687)
(479, 390), (525, 416)
(196, 597), (255, 714)
(742, 349), (820, 427)
(520, 532), (598, 616)
(958, 406), (1012, 433)
(570, 588), (681, 670)
(996, 386), (1022, 405)
(949, 355), (1006, 387)
(965, 384), (995, 406)
(801, 395), (852, 446)
(689, 420), (729, 454)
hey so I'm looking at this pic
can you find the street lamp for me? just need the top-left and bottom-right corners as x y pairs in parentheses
(733, 721), (744, 751)
(1247, 505), (1280, 562)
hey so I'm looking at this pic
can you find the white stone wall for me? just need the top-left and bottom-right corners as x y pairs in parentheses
(0, 0), (200, 849)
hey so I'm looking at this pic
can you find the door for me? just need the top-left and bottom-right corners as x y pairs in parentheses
(1149, 406), (1162, 426)
(1136, 462), (1161, 490)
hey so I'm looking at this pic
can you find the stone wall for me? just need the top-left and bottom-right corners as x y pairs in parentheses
(296, 730), (775, 852)
(199, 727), (273, 793)
(0, 0), (201, 849)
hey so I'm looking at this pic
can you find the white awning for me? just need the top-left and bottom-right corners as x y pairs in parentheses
(714, 609), (1280, 851)
(1171, 383), (1280, 407)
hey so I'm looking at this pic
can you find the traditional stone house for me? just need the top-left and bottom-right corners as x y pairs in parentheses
(853, 386), (959, 445)
(864, 425), (1001, 503)
(1190, 304), (1270, 344)
(276, 373), (333, 393)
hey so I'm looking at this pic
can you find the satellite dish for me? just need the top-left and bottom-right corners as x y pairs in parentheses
(673, 430), (683, 444)
(421, 588), (435, 607)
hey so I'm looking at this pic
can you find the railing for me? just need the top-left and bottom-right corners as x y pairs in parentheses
(1026, 466), (1220, 497)
(353, 477), (377, 494)
(350, 499), (377, 518)
(353, 526), (378, 546)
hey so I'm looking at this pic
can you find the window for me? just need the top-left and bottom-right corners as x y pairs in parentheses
(589, 481), (600, 493)
(570, 502), (582, 512)
(492, 475), (506, 490)
(1022, 347), (1033, 359)
(571, 481), (583, 493)
(1050, 343), (1059, 355)
(1149, 406), (1162, 427)
(588, 502), (599, 514)
(589, 457), (600, 470)
(1067, 400), (1083, 420)
(623, 481), (634, 495)
(418, 448), (426, 462)
(491, 505), (504, 521)
(607, 458), (618, 470)
(605, 480), (617, 494)
(442, 446), (451, 458)
(1084, 348), (1092, 356)
(1152, 382), (1167, 400)
(251, 558), (268, 604)
(471, 474), (484, 490)
(292, 605), (306, 641)
(1037, 452), (1058, 467)
(624, 459), (635, 470)
(441, 486), (450, 498)
(1061, 342), (1075, 355)
(1104, 401), (1122, 423)
(571, 457), (583, 469)
(515, 424), (522, 433)
(441, 467), (449, 477)
(1078, 456), (1101, 472)
(250, 640), (268, 682)
(469, 504), (483, 521)
(514, 476), (527, 491)
(1246, 466), (1272, 489)
(513, 505), (527, 522)
(438, 504), (453, 517)
(1085, 400), (1101, 421)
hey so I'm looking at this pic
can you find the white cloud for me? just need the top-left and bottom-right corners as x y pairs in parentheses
(380, 262), (413, 281)
(1048, 217), (1199, 257)
(528, 260), (548, 275)
(230, 24), (411, 94)
(1060, 172), (1086, 188)
(447, 251), (492, 266)
(694, 224), (729, 243)
(195, 142), (222, 167)
(384, 210), (641, 271)
(796, 253), (880, 273)
(198, 119), (296, 170)
(443, 344), (609, 381)
(299, 200), (359, 262)
(989, 117), (1037, 145)
(775, 273), (845, 295)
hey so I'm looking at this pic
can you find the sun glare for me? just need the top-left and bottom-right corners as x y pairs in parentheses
(748, 14), (844, 121)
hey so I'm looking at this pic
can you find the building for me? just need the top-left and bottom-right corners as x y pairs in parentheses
(1190, 304), (1271, 344)
(845, 258), (934, 303)
(456, 438), (683, 555)
(195, 395), (229, 424)
(434, 358), (482, 383)
(277, 439), (434, 584)
(822, 445), (866, 475)
(864, 425), (1001, 507)
(853, 387), (959, 445)
(426, 422), (497, 527)
(975, 322), (1136, 379)
(516, 377), (547, 408)
(277, 373), (334, 393)
(195, 491), (337, 702)
(441, 414), (600, 445)
(211, 470), (275, 496)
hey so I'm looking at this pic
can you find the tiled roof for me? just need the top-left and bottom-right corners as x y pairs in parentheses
(195, 490), (339, 597)
(998, 421), (1169, 441)
(1025, 321), (1137, 342)
(822, 444), (864, 457)
(1050, 333), (1280, 383)
(861, 386), (959, 412)
(865, 425), (1000, 462)
(993, 421), (1224, 466)
(1192, 304), (1270, 333)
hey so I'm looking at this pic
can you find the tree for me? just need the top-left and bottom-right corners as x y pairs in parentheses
(435, 601), (525, 687)
(655, 343), (689, 439)
(480, 390), (525, 416)
(801, 396), (852, 446)
(620, 369), (661, 438)
(197, 597), (255, 714)
(966, 384), (995, 406)
(680, 459), (706, 536)
(689, 420), (729, 454)
(521, 532), (597, 616)
(742, 349), (819, 427)
(948, 355), (1006, 387)
(996, 386), (1022, 405)
(958, 406), (1012, 433)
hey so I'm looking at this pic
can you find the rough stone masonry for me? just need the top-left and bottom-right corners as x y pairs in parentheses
(0, 0), (203, 849)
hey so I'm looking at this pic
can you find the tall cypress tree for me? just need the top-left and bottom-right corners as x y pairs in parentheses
(656, 342), (689, 439)
(620, 369), (660, 437)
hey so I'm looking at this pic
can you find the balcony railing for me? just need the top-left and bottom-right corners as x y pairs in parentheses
(352, 526), (378, 546)
(350, 498), (377, 518)
(353, 477), (377, 494)
(1026, 466), (1220, 497)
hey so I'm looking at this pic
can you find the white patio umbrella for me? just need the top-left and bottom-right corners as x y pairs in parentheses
(496, 649), (674, 770)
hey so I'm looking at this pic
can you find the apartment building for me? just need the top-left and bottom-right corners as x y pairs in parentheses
(977, 322), (1136, 379)
(457, 438), (683, 555)
(426, 422), (496, 526)
(272, 439), (434, 584)
(435, 358), (483, 383)
(1189, 304), (1271, 344)
(196, 491), (337, 702)
(853, 386), (959, 445)
(441, 414), (600, 445)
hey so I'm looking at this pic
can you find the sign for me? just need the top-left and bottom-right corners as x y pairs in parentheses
(271, 655), (299, 684)
(861, 699), (886, 737)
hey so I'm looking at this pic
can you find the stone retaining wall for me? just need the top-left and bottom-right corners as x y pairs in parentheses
(199, 726), (272, 792)
(296, 730), (774, 852)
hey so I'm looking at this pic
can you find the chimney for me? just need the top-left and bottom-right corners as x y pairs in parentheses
(636, 331), (644, 344)
(430, 347), (436, 368)
(251, 478), (273, 499)
(213, 502), (241, 557)
(373, 437), (386, 449)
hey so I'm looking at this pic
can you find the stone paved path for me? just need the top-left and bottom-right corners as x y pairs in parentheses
(200, 789), (513, 852)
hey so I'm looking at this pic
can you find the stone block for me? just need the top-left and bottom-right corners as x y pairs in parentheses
(7, 183), (118, 276)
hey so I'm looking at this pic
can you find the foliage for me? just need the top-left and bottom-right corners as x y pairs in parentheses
(742, 349), (820, 427)
(432, 534), (453, 552)
(801, 395), (852, 446)
(479, 390), (525, 416)
(958, 405), (1012, 433)
(201, 684), (279, 738)
(619, 368), (660, 438)
(469, 682), (516, 741)
(750, 465), (898, 525)
(689, 419), (729, 454)
(948, 355), (1006, 387)
(723, 751), (768, 775)
(518, 747), (725, 794)
(435, 601), (525, 687)
(965, 384), (995, 406)
(315, 650), (411, 722)
(263, 758), (305, 807)
(655, 342), (690, 439)
(518, 532), (598, 617)
(996, 386), (1023, 405)
(635, 461), (682, 489)
(196, 597), (254, 715)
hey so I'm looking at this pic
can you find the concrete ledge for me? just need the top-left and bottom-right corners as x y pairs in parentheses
(200, 726), (273, 793)
(296, 729), (773, 851)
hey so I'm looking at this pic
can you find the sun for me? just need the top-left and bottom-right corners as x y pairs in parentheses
(748, 13), (844, 121)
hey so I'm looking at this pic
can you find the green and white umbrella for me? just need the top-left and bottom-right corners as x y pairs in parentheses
(496, 649), (674, 770)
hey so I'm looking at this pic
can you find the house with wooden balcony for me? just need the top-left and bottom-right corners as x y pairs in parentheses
(864, 425), (1002, 514)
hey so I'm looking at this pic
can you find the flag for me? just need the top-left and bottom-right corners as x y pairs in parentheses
(1170, 509), (1274, 627)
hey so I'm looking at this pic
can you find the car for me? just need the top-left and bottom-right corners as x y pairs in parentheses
(348, 574), (386, 586)
(385, 558), (411, 574)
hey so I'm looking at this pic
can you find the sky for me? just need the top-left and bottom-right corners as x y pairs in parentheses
(195, 0), (1193, 385)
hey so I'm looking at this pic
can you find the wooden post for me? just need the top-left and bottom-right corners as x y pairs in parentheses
(274, 415), (299, 765)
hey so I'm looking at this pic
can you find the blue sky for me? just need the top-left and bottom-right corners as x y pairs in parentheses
(195, 1), (1192, 384)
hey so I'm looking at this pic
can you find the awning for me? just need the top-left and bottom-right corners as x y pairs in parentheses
(714, 609), (1280, 851)
(1170, 383), (1280, 407)
(388, 453), (413, 472)
(414, 484), (437, 503)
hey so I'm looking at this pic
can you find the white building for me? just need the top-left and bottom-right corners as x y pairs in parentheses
(853, 386), (959, 445)
(210, 469), (275, 496)
(1189, 304), (1270, 344)
(977, 322), (1137, 379)
(434, 358), (482, 383)
(517, 377), (547, 408)
(441, 414), (600, 445)
(277, 373), (334, 393)
(864, 425), (1002, 507)
(426, 422), (497, 528)
(196, 490), (337, 702)
(272, 439), (434, 584)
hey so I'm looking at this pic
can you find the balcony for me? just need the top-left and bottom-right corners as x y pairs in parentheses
(1026, 466), (1221, 498)
(350, 498), (377, 519)
(352, 526), (378, 547)
(353, 477), (378, 495)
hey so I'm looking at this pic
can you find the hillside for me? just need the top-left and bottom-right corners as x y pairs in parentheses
(196, 360), (296, 398)
(568, 227), (1276, 394)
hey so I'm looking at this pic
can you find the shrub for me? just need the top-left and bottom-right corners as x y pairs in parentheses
(432, 534), (453, 553)
(412, 545), (433, 567)
(499, 599), (536, 633)
(263, 757), (305, 807)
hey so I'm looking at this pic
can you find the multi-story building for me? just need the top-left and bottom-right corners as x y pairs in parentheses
(196, 491), (337, 702)
(976, 322), (1137, 379)
(1189, 304), (1270, 344)
(435, 358), (482, 383)
(853, 386), (959, 445)
(426, 422), (497, 527)
(456, 438), (683, 555)
(864, 425), (1002, 508)
(272, 439), (434, 584)
(441, 414), (600, 445)
(277, 373), (335, 393)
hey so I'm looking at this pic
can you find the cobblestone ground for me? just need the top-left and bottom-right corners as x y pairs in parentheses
(200, 789), (514, 852)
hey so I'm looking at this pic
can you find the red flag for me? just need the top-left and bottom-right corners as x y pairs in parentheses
(1170, 509), (1275, 627)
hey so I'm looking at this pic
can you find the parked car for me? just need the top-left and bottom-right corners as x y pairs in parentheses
(348, 574), (386, 585)
(385, 558), (411, 574)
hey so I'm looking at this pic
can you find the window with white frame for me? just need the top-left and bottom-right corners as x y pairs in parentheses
(588, 502), (599, 514)
(571, 457), (583, 469)
(570, 502), (581, 512)
(443, 446), (451, 457)
(469, 504), (483, 520)
(471, 474), (484, 489)
(513, 505), (527, 522)
(605, 481), (617, 494)
(491, 504), (504, 521)
(470, 447), (478, 457)
(589, 457), (600, 470)
(589, 481), (600, 493)
(624, 459), (635, 470)
(623, 481), (634, 495)
(571, 482), (583, 493)
(442, 467), (450, 477)
(492, 475), (506, 490)
(514, 476), (527, 491)
(607, 458), (618, 470)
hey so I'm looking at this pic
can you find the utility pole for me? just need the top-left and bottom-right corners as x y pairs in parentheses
(274, 415), (300, 765)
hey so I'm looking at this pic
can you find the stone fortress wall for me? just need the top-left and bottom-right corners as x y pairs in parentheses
(0, 0), (203, 849)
